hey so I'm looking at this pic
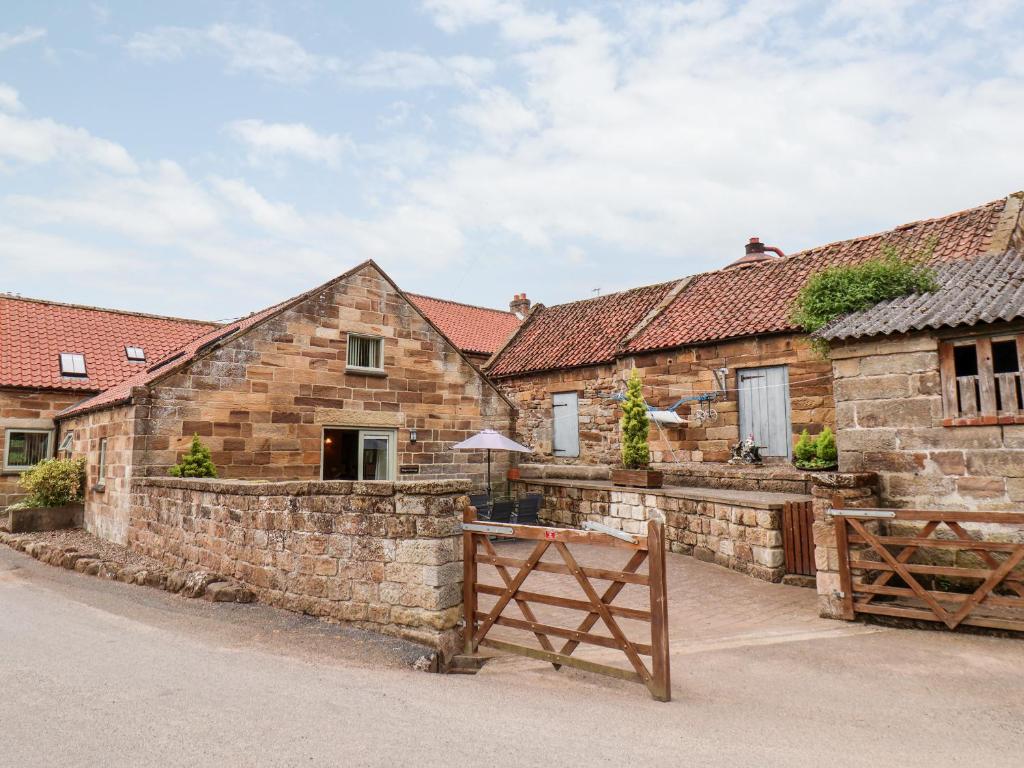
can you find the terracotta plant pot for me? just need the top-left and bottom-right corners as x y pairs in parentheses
(506, 468), (521, 481)
(611, 468), (664, 488)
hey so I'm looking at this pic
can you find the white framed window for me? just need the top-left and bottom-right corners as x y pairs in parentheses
(58, 431), (74, 453)
(346, 334), (384, 373)
(321, 427), (396, 481)
(3, 429), (53, 472)
(97, 438), (108, 487)
(59, 352), (87, 377)
(125, 346), (146, 362)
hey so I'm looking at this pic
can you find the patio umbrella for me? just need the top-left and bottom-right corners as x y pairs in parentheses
(451, 429), (531, 498)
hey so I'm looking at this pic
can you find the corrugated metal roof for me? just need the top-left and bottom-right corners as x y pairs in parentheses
(819, 249), (1024, 341)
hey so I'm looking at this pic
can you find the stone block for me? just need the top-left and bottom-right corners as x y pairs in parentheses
(752, 546), (783, 568)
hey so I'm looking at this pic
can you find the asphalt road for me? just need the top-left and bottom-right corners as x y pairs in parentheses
(1, 545), (1022, 767)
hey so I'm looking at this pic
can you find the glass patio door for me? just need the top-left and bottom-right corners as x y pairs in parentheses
(359, 431), (392, 480)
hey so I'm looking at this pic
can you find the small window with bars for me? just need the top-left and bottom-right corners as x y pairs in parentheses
(940, 334), (1024, 425)
(3, 429), (52, 471)
(346, 334), (384, 372)
(59, 353), (87, 377)
(125, 346), (146, 362)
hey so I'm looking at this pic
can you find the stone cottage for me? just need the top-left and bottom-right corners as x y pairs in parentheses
(819, 248), (1024, 510)
(54, 261), (517, 544)
(0, 295), (216, 509)
(486, 192), (1024, 472)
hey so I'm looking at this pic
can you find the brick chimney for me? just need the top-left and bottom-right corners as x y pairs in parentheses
(509, 293), (531, 318)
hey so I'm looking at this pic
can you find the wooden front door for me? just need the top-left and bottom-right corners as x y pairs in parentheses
(738, 366), (792, 458)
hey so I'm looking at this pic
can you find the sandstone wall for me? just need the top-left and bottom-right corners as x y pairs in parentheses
(118, 264), (514, 488)
(62, 404), (139, 544)
(129, 477), (468, 654)
(0, 387), (84, 508)
(496, 333), (832, 465)
(832, 330), (1024, 509)
(516, 478), (801, 582)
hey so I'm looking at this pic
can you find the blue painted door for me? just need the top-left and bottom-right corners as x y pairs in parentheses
(738, 366), (791, 458)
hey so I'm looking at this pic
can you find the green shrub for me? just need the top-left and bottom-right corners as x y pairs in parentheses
(794, 429), (816, 463)
(791, 245), (939, 356)
(620, 369), (651, 470)
(815, 426), (837, 463)
(169, 435), (218, 478)
(17, 457), (86, 508)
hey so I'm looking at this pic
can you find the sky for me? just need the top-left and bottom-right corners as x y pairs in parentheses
(1, 0), (1023, 322)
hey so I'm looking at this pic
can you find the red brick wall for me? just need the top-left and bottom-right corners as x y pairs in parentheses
(494, 333), (833, 465)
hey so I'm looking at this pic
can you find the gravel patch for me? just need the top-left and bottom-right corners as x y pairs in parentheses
(10, 529), (165, 571)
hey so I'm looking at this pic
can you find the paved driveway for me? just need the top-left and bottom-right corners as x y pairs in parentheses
(1, 544), (1022, 767)
(476, 539), (880, 681)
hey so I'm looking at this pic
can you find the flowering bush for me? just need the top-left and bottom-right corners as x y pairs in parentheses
(16, 457), (86, 508)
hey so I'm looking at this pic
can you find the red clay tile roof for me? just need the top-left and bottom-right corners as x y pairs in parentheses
(407, 294), (521, 355)
(626, 196), (1014, 353)
(486, 281), (678, 377)
(0, 296), (216, 392)
(59, 298), (291, 418)
(489, 194), (1021, 375)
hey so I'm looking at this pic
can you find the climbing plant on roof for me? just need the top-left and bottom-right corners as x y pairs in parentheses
(791, 243), (939, 357)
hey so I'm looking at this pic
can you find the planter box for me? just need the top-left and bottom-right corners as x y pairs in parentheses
(611, 469), (664, 489)
(5, 503), (84, 533)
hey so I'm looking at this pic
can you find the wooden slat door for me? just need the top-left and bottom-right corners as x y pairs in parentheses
(738, 366), (792, 458)
(783, 500), (816, 577)
(552, 392), (579, 458)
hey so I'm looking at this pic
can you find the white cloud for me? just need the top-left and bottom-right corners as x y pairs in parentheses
(0, 27), (46, 52)
(211, 177), (305, 234)
(8, 161), (219, 243)
(225, 119), (350, 166)
(127, 24), (337, 83)
(0, 112), (137, 172)
(342, 51), (494, 89)
(0, 83), (22, 112)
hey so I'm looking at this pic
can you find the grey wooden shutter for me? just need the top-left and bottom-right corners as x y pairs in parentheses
(738, 366), (791, 458)
(552, 392), (580, 458)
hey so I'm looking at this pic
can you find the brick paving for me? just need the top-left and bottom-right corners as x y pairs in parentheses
(475, 539), (880, 674)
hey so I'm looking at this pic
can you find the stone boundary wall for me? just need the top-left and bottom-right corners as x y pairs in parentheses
(516, 478), (807, 582)
(517, 462), (814, 495)
(129, 477), (468, 655)
(810, 472), (880, 619)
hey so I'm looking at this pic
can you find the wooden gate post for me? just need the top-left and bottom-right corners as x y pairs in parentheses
(647, 519), (671, 702)
(463, 504), (478, 655)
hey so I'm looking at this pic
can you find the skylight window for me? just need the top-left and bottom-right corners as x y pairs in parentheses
(59, 353), (87, 377)
(125, 346), (146, 362)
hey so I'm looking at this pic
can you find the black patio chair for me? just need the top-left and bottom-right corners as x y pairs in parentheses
(469, 493), (491, 520)
(512, 493), (542, 526)
(488, 499), (515, 524)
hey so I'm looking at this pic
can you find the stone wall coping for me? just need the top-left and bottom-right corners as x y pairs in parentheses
(519, 477), (810, 509)
(518, 461), (816, 483)
(135, 477), (471, 497)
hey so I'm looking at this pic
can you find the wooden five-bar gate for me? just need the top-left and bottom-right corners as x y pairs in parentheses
(462, 507), (671, 701)
(832, 503), (1024, 632)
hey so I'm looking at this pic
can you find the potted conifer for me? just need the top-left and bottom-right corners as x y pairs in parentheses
(611, 369), (663, 488)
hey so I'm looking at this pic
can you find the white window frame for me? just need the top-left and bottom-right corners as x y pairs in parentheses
(97, 438), (108, 488)
(320, 427), (397, 481)
(3, 428), (53, 472)
(59, 352), (87, 377)
(58, 431), (74, 453)
(125, 345), (146, 362)
(345, 333), (385, 374)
